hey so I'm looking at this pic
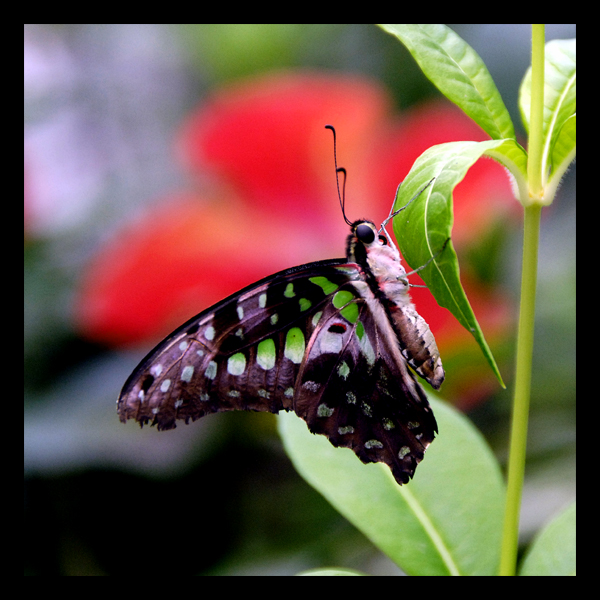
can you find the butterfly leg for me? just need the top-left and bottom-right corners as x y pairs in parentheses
(379, 177), (437, 242)
(404, 236), (451, 278)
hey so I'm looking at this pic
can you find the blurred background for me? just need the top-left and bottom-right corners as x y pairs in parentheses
(24, 24), (575, 575)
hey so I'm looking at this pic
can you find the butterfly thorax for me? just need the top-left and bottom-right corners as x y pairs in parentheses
(348, 220), (444, 390)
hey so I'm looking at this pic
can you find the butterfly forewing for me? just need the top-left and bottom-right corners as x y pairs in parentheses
(118, 219), (442, 486)
(119, 260), (360, 429)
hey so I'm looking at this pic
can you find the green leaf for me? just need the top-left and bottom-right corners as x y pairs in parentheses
(392, 140), (519, 386)
(485, 138), (529, 201)
(547, 113), (576, 200)
(519, 502), (576, 576)
(278, 398), (505, 576)
(519, 38), (576, 202)
(378, 24), (515, 140)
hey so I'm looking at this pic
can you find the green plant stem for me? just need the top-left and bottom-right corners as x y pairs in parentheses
(499, 24), (546, 576)
(499, 204), (541, 575)
(527, 24), (546, 201)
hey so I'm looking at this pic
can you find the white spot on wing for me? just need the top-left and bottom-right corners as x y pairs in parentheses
(181, 366), (194, 382)
(316, 330), (344, 354)
(398, 446), (411, 459)
(317, 403), (334, 417)
(205, 361), (217, 380)
(365, 439), (384, 449)
(302, 380), (320, 392)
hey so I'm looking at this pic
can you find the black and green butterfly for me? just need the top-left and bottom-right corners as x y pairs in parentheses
(118, 129), (445, 486)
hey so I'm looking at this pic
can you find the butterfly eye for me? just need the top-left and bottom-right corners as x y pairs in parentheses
(356, 223), (375, 244)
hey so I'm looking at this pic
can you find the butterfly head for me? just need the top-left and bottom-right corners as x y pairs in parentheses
(347, 219), (395, 259)
(351, 220), (389, 247)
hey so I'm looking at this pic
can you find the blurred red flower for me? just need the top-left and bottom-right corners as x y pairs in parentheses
(178, 72), (390, 227)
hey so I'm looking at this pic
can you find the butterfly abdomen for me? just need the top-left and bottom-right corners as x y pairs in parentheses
(388, 305), (444, 389)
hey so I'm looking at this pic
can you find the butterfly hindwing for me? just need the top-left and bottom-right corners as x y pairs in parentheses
(294, 273), (437, 484)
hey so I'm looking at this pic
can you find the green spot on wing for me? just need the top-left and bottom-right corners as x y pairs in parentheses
(257, 339), (276, 370)
(227, 352), (246, 376)
(312, 310), (323, 328)
(285, 327), (305, 364)
(333, 290), (354, 308)
(356, 321), (365, 340)
(310, 276), (339, 295)
(337, 361), (350, 379)
(341, 303), (358, 324)
(332, 290), (359, 324)
(299, 297), (312, 312)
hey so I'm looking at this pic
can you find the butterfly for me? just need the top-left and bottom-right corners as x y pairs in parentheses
(118, 126), (445, 485)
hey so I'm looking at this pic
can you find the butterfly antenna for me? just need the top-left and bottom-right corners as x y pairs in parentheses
(325, 125), (352, 226)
